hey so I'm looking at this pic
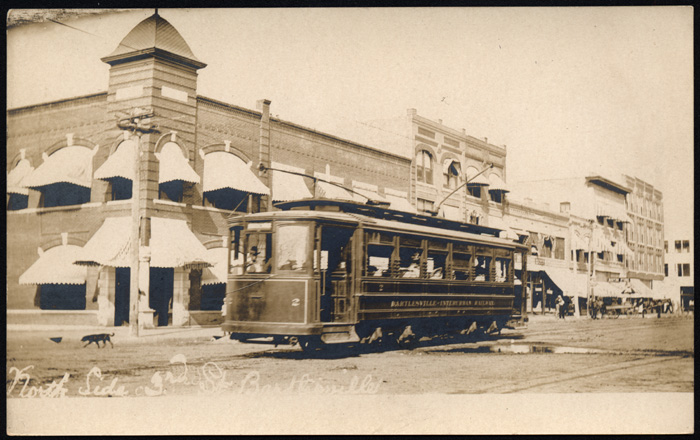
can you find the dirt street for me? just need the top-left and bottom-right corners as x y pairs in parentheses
(6, 315), (693, 397)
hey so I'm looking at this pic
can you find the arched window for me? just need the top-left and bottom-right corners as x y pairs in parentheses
(94, 140), (136, 201)
(157, 142), (199, 203)
(21, 146), (95, 207)
(443, 160), (460, 190)
(202, 151), (269, 212)
(417, 150), (433, 184)
(7, 155), (34, 210)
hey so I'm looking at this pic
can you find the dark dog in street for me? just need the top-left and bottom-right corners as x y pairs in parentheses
(81, 333), (115, 348)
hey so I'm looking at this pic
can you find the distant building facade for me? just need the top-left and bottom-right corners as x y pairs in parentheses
(623, 175), (665, 287)
(513, 175), (637, 305)
(664, 237), (694, 310)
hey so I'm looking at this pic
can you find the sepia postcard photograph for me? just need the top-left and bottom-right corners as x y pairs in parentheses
(6, 6), (693, 435)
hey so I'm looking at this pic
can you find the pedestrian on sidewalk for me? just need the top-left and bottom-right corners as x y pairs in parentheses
(556, 295), (566, 319)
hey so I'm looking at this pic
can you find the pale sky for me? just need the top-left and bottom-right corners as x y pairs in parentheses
(6, 7), (693, 236)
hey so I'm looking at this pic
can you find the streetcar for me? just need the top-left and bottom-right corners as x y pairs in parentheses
(222, 196), (528, 351)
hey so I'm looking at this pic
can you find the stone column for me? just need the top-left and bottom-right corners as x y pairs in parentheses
(97, 267), (115, 326)
(138, 247), (155, 329)
(85, 266), (101, 311)
(172, 267), (191, 326)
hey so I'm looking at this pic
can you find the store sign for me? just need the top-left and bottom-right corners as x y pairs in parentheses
(608, 277), (626, 283)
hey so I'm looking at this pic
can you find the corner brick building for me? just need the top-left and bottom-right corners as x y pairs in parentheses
(6, 13), (436, 327)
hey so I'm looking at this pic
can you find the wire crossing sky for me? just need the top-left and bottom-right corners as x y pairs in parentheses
(6, 7), (693, 235)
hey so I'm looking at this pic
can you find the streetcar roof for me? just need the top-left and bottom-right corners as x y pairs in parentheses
(229, 198), (526, 250)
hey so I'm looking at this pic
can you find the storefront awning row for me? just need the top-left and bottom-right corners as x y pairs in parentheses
(202, 151), (269, 195)
(22, 146), (97, 189)
(488, 173), (509, 192)
(7, 159), (34, 196)
(386, 194), (417, 214)
(19, 244), (88, 285)
(75, 217), (212, 268)
(352, 187), (389, 204)
(465, 166), (490, 186)
(156, 142), (200, 184)
(542, 268), (587, 298)
(316, 180), (354, 200)
(272, 169), (313, 201)
(592, 281), (624, 298)
(201, 247), (228, 285)
(94, 141), (135, 181)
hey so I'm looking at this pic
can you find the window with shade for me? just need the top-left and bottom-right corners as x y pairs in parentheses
(443, 160), (460, 190)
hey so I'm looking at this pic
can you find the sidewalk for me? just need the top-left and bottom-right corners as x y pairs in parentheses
(6, 324), (227, 344)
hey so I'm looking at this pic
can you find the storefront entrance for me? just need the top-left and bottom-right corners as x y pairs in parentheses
(150, 267), (174, 326)
(114, 267), (130, 326)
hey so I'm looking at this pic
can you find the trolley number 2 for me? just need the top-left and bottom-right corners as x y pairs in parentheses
(291, 298), (301, 307)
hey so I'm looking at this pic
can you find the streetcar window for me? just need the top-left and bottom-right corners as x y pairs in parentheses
(495, 258), (510, 282)
(452, 251), (472, 280)
(276, 224), (310, 272)
(245, 233), (272, 274)
(367, 245), (392, 277)
(427, 250), (447, 279)
(229, 228), (244, 275)
(474, 255), (491, 281)
(399, 236), (423, 278)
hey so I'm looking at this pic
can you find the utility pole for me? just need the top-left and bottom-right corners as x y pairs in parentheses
(117, 109), (157, 336)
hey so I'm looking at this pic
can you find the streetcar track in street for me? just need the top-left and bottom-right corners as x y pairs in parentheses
(467, 355), (688, 394)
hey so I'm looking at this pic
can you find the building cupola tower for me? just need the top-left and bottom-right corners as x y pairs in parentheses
(101, 11), (206, 205)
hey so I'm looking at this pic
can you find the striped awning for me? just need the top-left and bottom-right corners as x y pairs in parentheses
(7, 159), (34, 195)
(441, 205), (462, 221)
(272, 170), (313, 201)
(23, 146), (96, 189)
(316, 180), (354, 200)
(488, 216), (519, 240)
(629, 279), (654, 298)
(94, 141), (135, 181)
(443, 158), (461, 173)
(201, 247), (229, 285)
(593, 281), (624, 298)
(156, 142), (200, 184)
(386, 194), (417, 213)
(202, 151), (269, 195)
(19, 244), (88, 285)
(352, 188), (388, 204)
(75, 217), (212, 268)
(465, 166), (490, 186)
(488, 173), (509, 192)
(543, 268), (587, 297)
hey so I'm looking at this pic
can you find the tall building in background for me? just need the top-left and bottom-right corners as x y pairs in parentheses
(512, 175), (635, 300)
(664, 237), (694, 310)
(623, 175), (665, 297)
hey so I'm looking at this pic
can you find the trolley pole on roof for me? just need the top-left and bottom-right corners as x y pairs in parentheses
(118, 109), (157, 337)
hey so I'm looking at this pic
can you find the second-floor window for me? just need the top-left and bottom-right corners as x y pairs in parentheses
(554, 237), (565, 260)
(443, 161), (460, 190)
(417, 150), (433, 184)
(416, 198), (434, 214)
(677, 263), (690, 277)
(682, 240), (690, 252)
(675, 240), (682, 253)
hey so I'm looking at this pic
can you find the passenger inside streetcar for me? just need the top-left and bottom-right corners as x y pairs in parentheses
(402, 252), (422, 278)
(474, 255), (489, 281)
(246, 245), (271, 273)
